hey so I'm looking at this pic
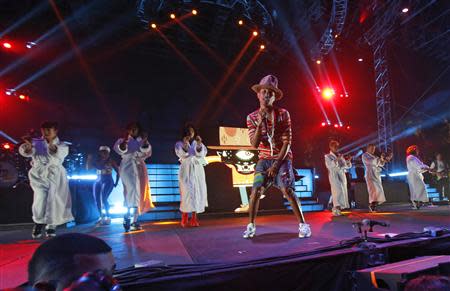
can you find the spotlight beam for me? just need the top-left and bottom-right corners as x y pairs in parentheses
(175, 19), (228, 69)
(47, 0), (118, 130)
(211, 50), (262, 119)
(156, 30), (213, 89)
(196, 35), (255, 124)
(0, 1), (48, 38)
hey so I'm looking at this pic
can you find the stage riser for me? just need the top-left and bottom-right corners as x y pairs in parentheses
(354, 182), (410, 208)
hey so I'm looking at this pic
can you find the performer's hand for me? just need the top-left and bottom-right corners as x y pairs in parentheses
(141, 132), (149, 145)
(256, 110), (266, 127)
(48, 143), (57, 153)
(195, 135), (202, 145)
(183, 136), (190, 146)
(120, 135), (129, 149)
(267, 163), (279, 178)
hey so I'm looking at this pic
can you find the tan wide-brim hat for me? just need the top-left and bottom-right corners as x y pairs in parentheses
(251, 74), (283, 100)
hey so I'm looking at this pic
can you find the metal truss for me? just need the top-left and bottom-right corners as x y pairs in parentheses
(312, 0), (348, 59)
(361, 2), (402, 153)
(373, 41), (393, 153)
(398, 1), (449, 64)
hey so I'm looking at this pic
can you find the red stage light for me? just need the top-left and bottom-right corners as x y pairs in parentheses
(3, 42), (12, 49)
(321, 122), (326, 127)
(316, 60), (321, 65)
(259, 44), (265, 50)
(346, 126), (351, 129)
(321, 88), (335, 100)
(252, 31), (258, 37)
(19, 94), (26, 100)
(2, 143), (11, 150)
(334, 124), (339, 128)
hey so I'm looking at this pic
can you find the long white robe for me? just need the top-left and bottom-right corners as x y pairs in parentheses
(324, 152), (351, 209)
(114, 136), (154, 214)
(362, 152), (386, 204)
(19, 137), (73, 226)
(407, 155), (430, 202)
(175, 140), (208, 213)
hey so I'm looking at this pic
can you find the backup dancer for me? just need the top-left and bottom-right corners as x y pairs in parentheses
(362, 144), (392, 212)
(243, 75), (311, 239)
(19, 121), (73, 238)
(114, 122), (154, 231)
(174, 124), (208, 227)
(406, 145), (432, 209)
(86, 146), (120, 225)
(324, 140), (352, 216)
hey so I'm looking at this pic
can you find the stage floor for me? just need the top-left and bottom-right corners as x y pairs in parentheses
(1, 203), (449, 289)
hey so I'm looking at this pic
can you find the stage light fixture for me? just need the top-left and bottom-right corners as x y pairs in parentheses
(150, 23), (157, 29)
(334, 124), (339, 128)
(321, 122), (326, 127)
(334, 34), (338, 38)
(26, 41), (36, 49)
(346, 126), (351, 130)
(358, 58), (363, 62)
(259, 44), (265, 50)
(238, 20), (244, 26)
(170, 13), (176, 19)
(252, 31), (258, 36)
(19, 94), (27, 100)
(2, 143), (11, 150)
(5, 89), (15, 96)
(2, 42), (12, 49)
(402, 8), (409, 13)
(192, 9), (198, 15)
(321, 88), (335, 100)
(316, 60), (321, 65)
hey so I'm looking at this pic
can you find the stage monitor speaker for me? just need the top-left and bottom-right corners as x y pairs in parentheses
(354, 256), (450, 291)
(354, 182), (410, 208)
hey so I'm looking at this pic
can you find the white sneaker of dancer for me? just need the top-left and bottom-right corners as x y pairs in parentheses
(243, 223), (256, 239)
(299, 223), (312, 238)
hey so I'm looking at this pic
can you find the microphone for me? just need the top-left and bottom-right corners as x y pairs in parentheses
(362, 219), (389, 227)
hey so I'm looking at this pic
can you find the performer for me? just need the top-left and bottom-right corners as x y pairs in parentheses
(174, 124), (208, 227)
(243, 75), (311, 239)
(324, 140), (352, 216)
(406, 145), (432, 209)
(362, 144), (393, 212)
(114, 122), (154, 231)
(86, 146), (120, 225)
(430, 153), (449, 201)
(19, 121), (73, 238)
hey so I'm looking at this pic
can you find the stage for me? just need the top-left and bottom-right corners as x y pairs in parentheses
(1, 203), (449, 290)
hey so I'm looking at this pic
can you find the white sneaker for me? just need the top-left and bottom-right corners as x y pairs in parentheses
(299, 223), (312, 238)
(234, 204), (249, 213)
(243, 223), (256, 239)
